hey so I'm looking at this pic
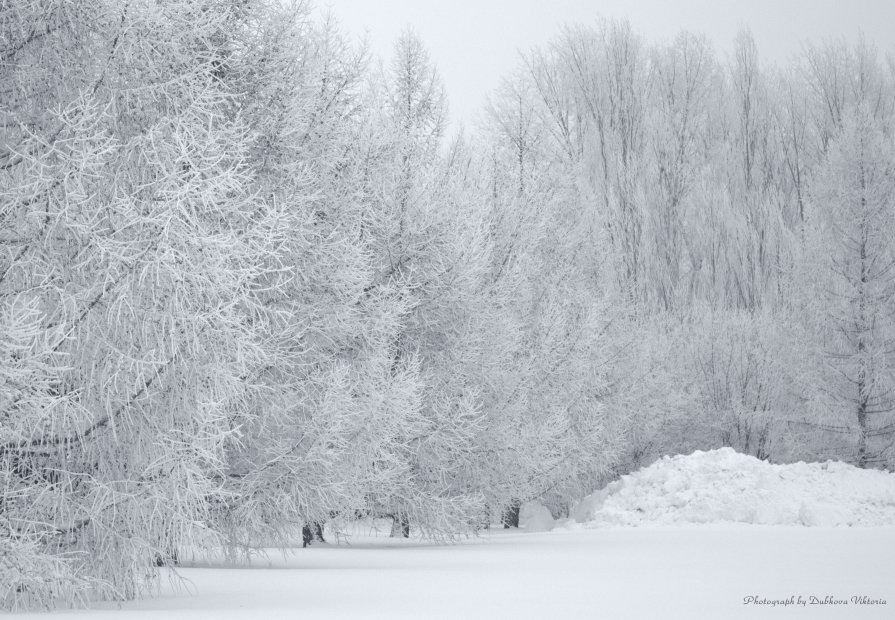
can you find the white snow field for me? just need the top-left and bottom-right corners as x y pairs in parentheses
(16, 450), (895, 620)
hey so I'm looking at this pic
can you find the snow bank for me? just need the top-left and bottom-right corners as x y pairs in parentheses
(519, 501), (555, 532)
(572, 448), (895, 527)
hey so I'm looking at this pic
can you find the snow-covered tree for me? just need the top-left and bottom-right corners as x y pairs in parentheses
(1, 0), (280, 606)
(199, 0), (399, 552)
(645, 32), (715, 310)
(331, 29), (500, 536)
(810, 105), (895, 468)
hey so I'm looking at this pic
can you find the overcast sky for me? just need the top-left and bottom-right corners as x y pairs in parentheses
(317, 0), (895, 133)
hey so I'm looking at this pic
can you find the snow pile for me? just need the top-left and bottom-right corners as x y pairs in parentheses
(520, 501), (556, 532)
(572, 448), (895, 527)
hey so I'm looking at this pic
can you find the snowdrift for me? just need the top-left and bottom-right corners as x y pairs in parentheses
(568, 448), (895, 528)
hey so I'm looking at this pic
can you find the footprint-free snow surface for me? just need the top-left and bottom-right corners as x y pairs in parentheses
(21, 449), (895, 620)
(569, 448), (895, 528)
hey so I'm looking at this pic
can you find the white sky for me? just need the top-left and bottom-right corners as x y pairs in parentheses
(317, 0), (895, 133)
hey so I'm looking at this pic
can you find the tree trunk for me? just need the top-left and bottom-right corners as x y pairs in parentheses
(390, 513), (410, 538)
(302, 524), (313, 547)
(302, 521), (326, 547)
(502, 498), (521, 528)
(154, 548), (179, 567)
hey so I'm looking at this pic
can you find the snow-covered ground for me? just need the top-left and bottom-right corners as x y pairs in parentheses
(15, 527), (893, 620)
(15, 450), (895, 619)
